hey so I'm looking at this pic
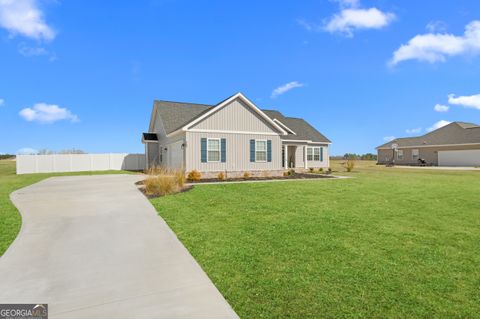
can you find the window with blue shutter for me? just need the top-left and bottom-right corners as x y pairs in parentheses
(221, 138), (226, 162)
(201, 138), (207, 163)
(250, 139), (255, 162)
(267, 140), (272, 162)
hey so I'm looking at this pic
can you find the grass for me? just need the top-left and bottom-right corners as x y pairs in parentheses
(151, 161), (480, 318)
(0, 160), (135, 256)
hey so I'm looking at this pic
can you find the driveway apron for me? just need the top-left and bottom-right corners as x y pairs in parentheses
(0, 174), (238, 318)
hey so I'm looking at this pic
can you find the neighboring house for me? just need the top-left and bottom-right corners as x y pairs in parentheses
(376, 122), (480, 166)
(142, 93), (331, 177)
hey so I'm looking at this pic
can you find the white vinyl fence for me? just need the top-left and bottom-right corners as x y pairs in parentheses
(16, 153), (146, 174)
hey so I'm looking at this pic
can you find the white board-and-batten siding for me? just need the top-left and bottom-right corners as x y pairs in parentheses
(186, 132), (281, 172)
(184, 97), (283, 172)
(191, 99), (281, 134)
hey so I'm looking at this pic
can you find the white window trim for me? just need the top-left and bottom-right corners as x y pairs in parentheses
(397, 149), (404, 160)
(307, 146), (321, 161)
(207, 138), (221, 163)
(412, 149), (419, 160)
(255, 139), (267, 162)
(307, 147), (313, 161)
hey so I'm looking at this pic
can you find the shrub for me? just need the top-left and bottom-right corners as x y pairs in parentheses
(327, 167), (332, 174)
(344, 159), (355, 172)
(217, 172), (225, 181)
(318, 168), (323, 173)
(144, 175), (179, 196)
(243, 172), (251, 179)
(309, 167), (314, 172)
(283, 171), (289, 177)
(187, 170), (201, 181)
(288, 169), (295, 176)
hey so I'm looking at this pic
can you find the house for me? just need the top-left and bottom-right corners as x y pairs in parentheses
(376, 122), (480, 166)
(142, 93), (331, 177)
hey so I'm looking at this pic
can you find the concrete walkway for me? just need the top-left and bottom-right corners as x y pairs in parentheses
(0, 175), (238, 319)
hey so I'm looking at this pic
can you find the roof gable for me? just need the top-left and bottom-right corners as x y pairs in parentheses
(181, 93), (287, 135)
(190, 96), (285, 134)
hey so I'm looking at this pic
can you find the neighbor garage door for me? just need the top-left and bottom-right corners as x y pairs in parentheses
(438, 150), (480, 166)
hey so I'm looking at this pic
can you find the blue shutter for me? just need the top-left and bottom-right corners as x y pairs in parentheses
(221, 138), (226, 163)
(250, 139), (255, 162)
(201, 138), (207, 163)
(320, 147), (323, 161)
(267, 140), (272, 162)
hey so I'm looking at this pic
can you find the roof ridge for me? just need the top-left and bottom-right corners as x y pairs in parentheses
(154, 99), (213, 107)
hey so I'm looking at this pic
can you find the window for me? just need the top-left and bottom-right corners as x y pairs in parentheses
(412, 149), (419, 161)
(314, 148), (321, 161)
(307, 148), (313, 161)
(307, 147), (321, 161)
(397, 149), (404, 160)
(255, 140), (267, 162)
(207, 138), (220, 162)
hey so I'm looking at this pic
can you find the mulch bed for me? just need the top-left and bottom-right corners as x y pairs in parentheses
(136, 173), (334, 198)
(188, 173), (335, 184)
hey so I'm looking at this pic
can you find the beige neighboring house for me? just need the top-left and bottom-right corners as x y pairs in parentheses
(142, 92), (331, 177)
(376, 122), (480, 167)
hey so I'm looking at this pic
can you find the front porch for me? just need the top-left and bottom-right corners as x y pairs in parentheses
(282, 142), (328, 170)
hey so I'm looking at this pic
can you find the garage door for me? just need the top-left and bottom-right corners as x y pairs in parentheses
(438, 150), (480, 166)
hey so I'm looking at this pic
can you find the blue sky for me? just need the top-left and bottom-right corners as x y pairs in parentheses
(1, 0), (480, 155)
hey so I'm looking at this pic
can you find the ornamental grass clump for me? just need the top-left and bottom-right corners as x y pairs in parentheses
(144, 167), (186, 196)
(144, 175), (179, 196)
(344, 159), (355, 172)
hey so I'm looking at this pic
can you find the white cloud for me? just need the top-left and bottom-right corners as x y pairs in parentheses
(434, 104), (449, 112)
(426, 21), (447, 33)
(390, 20), (480, 65)
(18, 43), (57, 60)
(325, 8), (395, 37)
(16, 147), (38, 155)
(427, 120), (451, 132)
(299, 1), (394, 36)
(448, 93), (480, 110)
(271, 81), (304, 98)
(19, 103), (79, 123)
(0, 98), (4, 107)
(406, 127), (422, 134)
(0, 0), (55, 41)
(383, 136), (396, 142)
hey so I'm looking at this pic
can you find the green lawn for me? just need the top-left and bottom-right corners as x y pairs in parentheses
(151, 162), (480, 318)
(0, 160), (135, 256)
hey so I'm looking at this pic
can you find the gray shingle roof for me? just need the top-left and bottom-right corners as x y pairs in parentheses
(155, 100), (212, 134)
(153, 100), (330, 143)
(377, 122), (480, 149)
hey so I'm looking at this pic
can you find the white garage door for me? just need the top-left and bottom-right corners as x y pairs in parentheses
(438, 150), (480, 167)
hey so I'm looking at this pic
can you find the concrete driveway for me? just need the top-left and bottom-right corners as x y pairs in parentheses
(0, 175), (238, 319)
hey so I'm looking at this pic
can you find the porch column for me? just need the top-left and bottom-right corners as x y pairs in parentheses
(304, 145), (308, 169)
(284, 145), (288, 169)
